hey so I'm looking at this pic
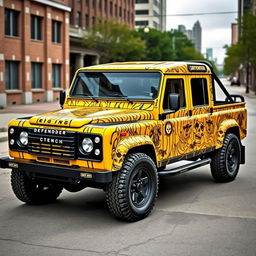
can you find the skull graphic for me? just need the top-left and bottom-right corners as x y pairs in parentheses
(194, 121), (204, 144)
(217, 129), (225, 144)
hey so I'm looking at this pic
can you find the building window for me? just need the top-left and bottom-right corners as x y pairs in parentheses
(115, 4), (117, 17)
(52, 64), (61, 88)
(31, 63), (42, 89)
(85, 0), (89, 7)
(110, 1), (113, 16)
(76, 11), (81, 26)
(136, 10), (149, 15)
(191, 78), (209, 106)
(92, 16), (96, 25)
(135, 20), (149, 26)
(135, 0), (149, 3)
(119, 7), (122, 17)
(31, 15), (42, 40)
(5, 61), (19, 90)
(153, 10), (159, 17)
(52, 20), (61, 43)
(153, 0), (160, 7)
(85, 14), (89, 27)
(105, 0), (108, 13)
(153, 21), (159, 29)
(5, 8), (19, 37)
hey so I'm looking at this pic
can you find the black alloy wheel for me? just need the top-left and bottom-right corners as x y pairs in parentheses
(106, 153), (158, 221)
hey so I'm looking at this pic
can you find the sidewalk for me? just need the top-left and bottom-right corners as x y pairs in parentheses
(0, 100), (59, 114)
(225, 83), (256, 99)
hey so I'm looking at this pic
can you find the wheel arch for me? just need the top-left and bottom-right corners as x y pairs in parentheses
(112, 135), (157, 171)
(216, 119), (240, 149)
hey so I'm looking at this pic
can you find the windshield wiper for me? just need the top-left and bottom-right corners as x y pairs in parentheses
(110, 94), (133, 104)
(87, 95), (99, 103)
(73, 93), (99, 103)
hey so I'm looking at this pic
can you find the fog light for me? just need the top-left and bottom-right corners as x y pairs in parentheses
(10, 139), (15, 145)
(10, 128), (14, 134)
(95, 149), (100, 156)
(94, 137), (100, 143)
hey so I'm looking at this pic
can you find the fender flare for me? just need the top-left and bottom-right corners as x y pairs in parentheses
(112, 135), (156, 171)
(216, 119), (240, 149)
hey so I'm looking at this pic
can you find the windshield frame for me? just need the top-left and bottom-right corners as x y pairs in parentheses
(69, 70), (163, 101)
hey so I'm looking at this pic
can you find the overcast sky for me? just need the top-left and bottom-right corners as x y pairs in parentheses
(166, 0), (238, 64)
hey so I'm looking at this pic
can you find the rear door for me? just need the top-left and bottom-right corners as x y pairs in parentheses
(187, 74), (215, 152)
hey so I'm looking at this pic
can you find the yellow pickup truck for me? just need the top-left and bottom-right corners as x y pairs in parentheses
(0, 61), (247, 221)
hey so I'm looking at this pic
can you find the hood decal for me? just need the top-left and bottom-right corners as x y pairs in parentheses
(29, 107), (154, 128)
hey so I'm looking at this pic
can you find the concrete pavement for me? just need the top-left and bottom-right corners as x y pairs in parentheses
(0, 82), (256, 256)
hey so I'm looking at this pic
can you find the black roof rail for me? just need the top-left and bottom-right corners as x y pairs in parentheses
(187, 60), (234, 103)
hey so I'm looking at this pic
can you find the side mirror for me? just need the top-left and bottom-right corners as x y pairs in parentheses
(59, 90), (66, 108)
(159, 93), (180, 120)
(169, 93), (180, 111)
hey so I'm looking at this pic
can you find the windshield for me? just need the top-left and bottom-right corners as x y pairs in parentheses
(70, 72), (161, 100)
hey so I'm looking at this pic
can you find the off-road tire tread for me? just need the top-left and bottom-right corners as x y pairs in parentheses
(11, 169), (63, 204)
(106, 153), (158, 222)
(210, 133), (240, 182)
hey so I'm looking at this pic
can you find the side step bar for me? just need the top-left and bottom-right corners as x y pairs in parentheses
(158, 158), (211, 176)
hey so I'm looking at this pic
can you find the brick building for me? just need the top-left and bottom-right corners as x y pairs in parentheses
(69, 0), (135, 78)
(0, 0), (135, 107)
(0, 0), (70, 107)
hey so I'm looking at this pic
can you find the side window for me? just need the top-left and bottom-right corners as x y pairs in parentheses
(191, 78), (209, 107)
(163, 79), (186, 109)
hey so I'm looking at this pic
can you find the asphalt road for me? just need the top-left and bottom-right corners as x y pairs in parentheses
(0, 84), (255, 256)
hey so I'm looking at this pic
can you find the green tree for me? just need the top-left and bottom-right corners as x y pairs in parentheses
(223, 43), (245, 75)
(135, 28), (174, 60)
(83, 19), (145, 63)
(224, 12), (256, 92)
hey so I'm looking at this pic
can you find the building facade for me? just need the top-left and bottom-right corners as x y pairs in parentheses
(69, 0), (135, 78)
(135, 0), (166, 31)
(178, 21), (202, 53)
(192, 21), (201, 53)
(0, 0), (70, 107)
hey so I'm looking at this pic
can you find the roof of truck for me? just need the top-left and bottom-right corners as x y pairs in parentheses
(78, 61), (212, 74)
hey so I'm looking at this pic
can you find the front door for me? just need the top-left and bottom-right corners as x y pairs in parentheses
(160, 75), (193, 162)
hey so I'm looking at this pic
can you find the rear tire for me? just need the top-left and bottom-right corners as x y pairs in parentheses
(210, 133), (241, 182)
(106, 153), (158, 222)
(11, 169), (63, 204)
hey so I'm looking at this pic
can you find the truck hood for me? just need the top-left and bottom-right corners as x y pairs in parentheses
(29, 107), (154, 128)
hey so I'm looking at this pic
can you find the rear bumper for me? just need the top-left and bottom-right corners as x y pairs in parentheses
(0, 156), (112, 183)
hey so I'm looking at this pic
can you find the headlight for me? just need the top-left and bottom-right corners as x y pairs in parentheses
(19, 131), (28, 146)
(82, 137), (93, 153)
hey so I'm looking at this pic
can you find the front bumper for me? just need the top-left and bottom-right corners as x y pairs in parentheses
(0, 156), (112, 183)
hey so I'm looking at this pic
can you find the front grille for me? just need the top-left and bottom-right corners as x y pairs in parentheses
(28, 128), (76, 159)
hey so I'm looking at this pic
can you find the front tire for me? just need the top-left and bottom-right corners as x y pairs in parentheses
(106, 153), (158, 222)
(210, 133), (241, 182)
(11, 169), (63, 204)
